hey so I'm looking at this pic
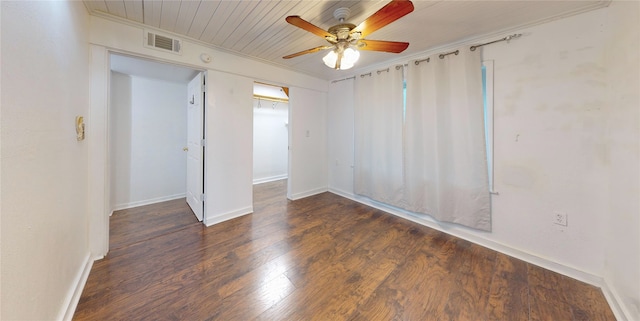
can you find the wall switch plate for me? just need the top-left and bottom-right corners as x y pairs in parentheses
(554, 211), (568, 226)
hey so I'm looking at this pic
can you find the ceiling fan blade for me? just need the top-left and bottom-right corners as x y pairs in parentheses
(283, 46), (333, 59)
(357, 40), (409, 53)
(286, 16), (334, 39)
(351, 0), (414, 38)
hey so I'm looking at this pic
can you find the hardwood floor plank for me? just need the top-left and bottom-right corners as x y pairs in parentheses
(76, 224), (207, 306)
(296, 217), (416, 321)
(255, 209), (399, 320)
(313, 256), (398, 321)
(528, 264), (575, 321)
(559, 270), (617, 321)
(442, 242), (496, 320)
(220, 211), (366, 301)
(74, 180), (615, 321)
(348, 227), (444, 320)
(109, 198), (199, 251)
(486, 253), (529, 321)
(197, 272), (297, 321)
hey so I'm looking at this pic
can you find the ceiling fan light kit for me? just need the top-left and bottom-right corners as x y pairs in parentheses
(323, 47), (360, 70)
(283, 0), (414, 71)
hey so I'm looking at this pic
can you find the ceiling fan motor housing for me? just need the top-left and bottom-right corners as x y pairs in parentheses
(328, 24), (357, 41)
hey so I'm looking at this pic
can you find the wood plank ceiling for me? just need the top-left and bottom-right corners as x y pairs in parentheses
(83, 0), (609, 80)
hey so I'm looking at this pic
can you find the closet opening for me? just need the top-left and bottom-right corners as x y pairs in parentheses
(252, 82), (290, 198)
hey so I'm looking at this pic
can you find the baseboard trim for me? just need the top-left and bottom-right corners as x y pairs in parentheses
(253, 175), (287, 185)
(602, 277), (635, 321)
(288, 187), (328, 200)
(329, 188), (604, 287)
(113, 193), (186, 211)
(204, 206), (253, 227)
(59, 253), (93, 321)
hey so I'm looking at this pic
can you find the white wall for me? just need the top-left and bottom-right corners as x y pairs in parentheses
(288, 87), (328, 199)
(328, 4), (639, 319)
(205, 70), (254, 225)
(327, 79), (355, 196)
(603, 1), (640, 319)
(110, 73), (188, 210)
(1, 1), (91, 320)
(253, 99), (289, 184)
(482, 6), (609, 277)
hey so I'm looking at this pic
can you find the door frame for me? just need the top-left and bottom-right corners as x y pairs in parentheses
(89, 46), (207, 258)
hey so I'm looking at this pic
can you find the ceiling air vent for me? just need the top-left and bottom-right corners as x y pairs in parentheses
(145, 31), (182, 55)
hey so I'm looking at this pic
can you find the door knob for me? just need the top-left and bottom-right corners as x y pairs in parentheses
(183, 147), (189, 152)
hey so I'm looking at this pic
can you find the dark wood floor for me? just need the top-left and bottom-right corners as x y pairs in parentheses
(74, 180), (615, 320)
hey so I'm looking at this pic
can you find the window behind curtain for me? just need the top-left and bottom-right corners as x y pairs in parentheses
(482, 60), (495, 193)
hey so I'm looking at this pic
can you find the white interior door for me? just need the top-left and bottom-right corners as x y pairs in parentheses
(186, 72), (204, 221)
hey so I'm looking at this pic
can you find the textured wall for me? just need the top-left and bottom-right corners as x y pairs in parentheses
(1, 1), (91, 319)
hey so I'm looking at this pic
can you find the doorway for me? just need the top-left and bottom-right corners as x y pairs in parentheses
(252, 82), (290, 188)
(109, 53), (203, 222)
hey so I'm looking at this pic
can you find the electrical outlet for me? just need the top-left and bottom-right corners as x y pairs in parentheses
(554, 211), (568, 226)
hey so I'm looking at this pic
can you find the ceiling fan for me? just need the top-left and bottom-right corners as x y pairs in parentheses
(283, 0), (415, 70)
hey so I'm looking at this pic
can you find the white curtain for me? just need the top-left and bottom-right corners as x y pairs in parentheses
(404, 47), (491, 231)
(354, 68), (405, 207)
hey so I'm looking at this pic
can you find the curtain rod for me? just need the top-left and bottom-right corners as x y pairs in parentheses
(470, 33), (522, 51)
(413, 33), (523, 65)
(439, 50), (459, 59)
(331, 76), (356, 83)
(253, 94), (288, 103)
(414, 50), (458, 65)
(359, 65), (403, 78)
(358, 33), (518, 75)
